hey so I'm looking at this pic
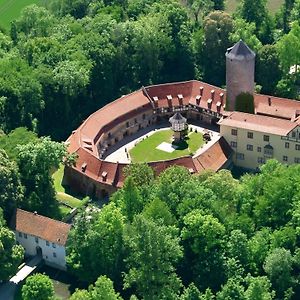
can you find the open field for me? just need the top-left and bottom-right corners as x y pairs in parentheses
(0, 0), (45, 30)
(130, 129), (204, 163)
(225, 0), (284, 14)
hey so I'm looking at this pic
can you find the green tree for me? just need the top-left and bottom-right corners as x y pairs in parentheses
(0, 57), (43, 132)
(181, 210), (226, 290)
(17, 137), (68, 217)
(277, 22), (300, 75)
(89, 276), (122, 300)
(245, 276), (275, 300)
(124, 215), (182, 299)
(0, 149), (23, 220)
(256, 45), (282, 95)
(22, 273), (54, 300)
(181, 282), (202, 300)
(216, 278), (245, 300)
(0, 226), (24, 280)
(67, 204), (124, 283)
(201, 11), (233, 86)
(264, 248), (293, 297)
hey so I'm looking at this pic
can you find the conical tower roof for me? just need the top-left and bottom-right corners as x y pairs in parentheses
(226, 40), (255, 61)
(169, 112), (187, 124)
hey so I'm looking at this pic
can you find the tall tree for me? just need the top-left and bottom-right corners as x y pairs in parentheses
(17, 137), (69, 217)
(67, 204), (125, 283)
(201, 11), (233, 86)
(124, 215), (182, 299)
(0, 149), (23, 220)
(0, 225), (24, 281)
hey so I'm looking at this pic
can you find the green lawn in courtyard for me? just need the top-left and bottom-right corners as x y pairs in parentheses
(130, 129), (204, 163)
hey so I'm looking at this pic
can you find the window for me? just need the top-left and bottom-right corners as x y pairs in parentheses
(35, 237), (39, 244)
(53, 252), (57, 258)
(143, 114), (146, 120)
(295, 158), (300, 163)
(24, 233), (27, 239)
(257, 147), (262, 153)
(46, 241), (50, 246)
(257, 157), (265, 164)
(230, 141), (237, 148)
(231, 129), (237, 136)
(283, 156), (288, 162)
(247, 132), (253, 139)
(264, 145), (274, 157)
(134, 118), (137, 124)
(18, 232), (22, 238)
(296, 144), (300, 150)
(247, 144), (253, 151)
(292, 131), (296, 138)
(285, 142), (290, 149)
(126, 121), (129, 128)
(236, 153), (244, 160)
(263, 135), (269, 142)
(52, 243), (56, 248)
(108, 132), (111, 138)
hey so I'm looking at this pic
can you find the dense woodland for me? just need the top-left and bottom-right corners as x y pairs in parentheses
(0, 0), (300, 299)
(0, 0), (299, 140)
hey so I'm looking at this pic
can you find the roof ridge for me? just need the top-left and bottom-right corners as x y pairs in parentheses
(16, 208), (71, 227)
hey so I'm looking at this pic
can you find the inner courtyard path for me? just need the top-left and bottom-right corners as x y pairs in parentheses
(104, 123), (220, 163)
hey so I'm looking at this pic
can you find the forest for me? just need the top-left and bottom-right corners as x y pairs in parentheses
(0, 0), (299, 141)
(0, 0), (300, 299)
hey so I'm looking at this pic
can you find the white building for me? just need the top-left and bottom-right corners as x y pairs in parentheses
(10, 209), (71, 271)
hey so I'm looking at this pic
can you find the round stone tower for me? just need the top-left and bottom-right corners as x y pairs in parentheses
(225, 40), (255, 111)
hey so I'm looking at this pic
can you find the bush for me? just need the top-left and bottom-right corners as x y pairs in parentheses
(235, 92), (254, 114)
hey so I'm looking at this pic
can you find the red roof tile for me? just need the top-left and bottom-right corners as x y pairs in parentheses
(10, 209), (71, 246)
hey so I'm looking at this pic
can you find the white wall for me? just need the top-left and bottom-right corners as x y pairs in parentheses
(15, 231), (67, 271)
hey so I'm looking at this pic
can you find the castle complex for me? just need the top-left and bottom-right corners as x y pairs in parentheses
(64, 40), (300, 198)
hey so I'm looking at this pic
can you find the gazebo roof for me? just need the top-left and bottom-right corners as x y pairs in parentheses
(169, 112), (187, 124)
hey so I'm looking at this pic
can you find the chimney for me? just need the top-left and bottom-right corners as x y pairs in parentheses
(211, 90), (215, 100)
(268, 97), (271, 106)
(200, 86), (204, 96)
(34, 211), (37, 215)
(220, 93), (224, 104)
(196, 95), (201, 105)
(102, 171), (108, 182)
(81, 163), (87, 172)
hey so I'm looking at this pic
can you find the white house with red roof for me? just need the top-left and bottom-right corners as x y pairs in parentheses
(10, 209), (71, 271)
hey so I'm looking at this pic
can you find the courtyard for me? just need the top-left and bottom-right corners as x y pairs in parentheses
(104, 124), (221, 163)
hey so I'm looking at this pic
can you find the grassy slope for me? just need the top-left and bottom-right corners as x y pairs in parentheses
(130, 129), (204, 163)
(52, 164), (84, 209)
(225, 0), (284, 14)
(0, 0), (45, 29)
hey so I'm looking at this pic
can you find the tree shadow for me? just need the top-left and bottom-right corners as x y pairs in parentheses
(172, 138), (188, 150)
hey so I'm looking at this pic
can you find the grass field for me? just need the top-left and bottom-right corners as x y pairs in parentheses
(130, 129), (204, 163)
(225, 0), (284, 14)
(0, 0), (46, 30)
(52, 164), (85, 209)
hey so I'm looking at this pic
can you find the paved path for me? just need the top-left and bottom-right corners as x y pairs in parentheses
(0, 255), (42, 300)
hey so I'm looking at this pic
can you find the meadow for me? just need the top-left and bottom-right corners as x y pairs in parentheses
(225, 0), (284, 14)
(0, 0), (45, 29)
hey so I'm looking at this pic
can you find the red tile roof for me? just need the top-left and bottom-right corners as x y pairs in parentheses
(218, 111), (297, 136)
(193, 138), (232, 171)
(10, 209), (71, 246)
